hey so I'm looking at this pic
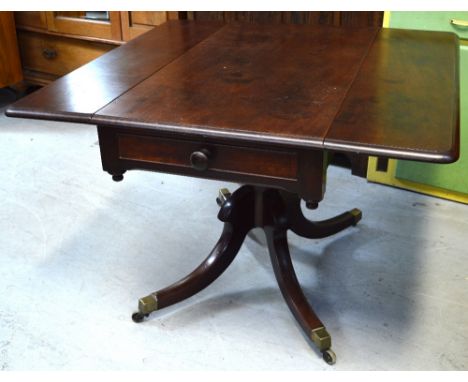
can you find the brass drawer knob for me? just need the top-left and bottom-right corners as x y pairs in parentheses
(42, 48), (57, 60)
(190, 149), (211, 171)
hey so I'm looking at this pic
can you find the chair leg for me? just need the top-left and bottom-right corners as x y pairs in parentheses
(284, 192), (362, 239)
(265, 225), (336, 364)
(132, 222), (248, 322)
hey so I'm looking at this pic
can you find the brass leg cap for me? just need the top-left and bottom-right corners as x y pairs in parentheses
(310, 326), (332, 352)
(138, 294), (158, 315)
(350, 208), (362, 225)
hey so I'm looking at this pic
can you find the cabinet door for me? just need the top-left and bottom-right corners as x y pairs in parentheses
(120, 11), (170, 41)
(14, 11), (48, 30)
(45, 11), (122, 42)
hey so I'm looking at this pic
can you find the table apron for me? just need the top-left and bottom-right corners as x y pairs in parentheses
(97, 125), (327, 204)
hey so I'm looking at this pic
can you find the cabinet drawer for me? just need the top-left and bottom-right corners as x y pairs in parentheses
(117, 133), (298, 181)
(17, 30), (115, 78)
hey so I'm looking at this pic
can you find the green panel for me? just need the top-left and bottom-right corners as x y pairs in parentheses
(392, 12), (468, 194)
(389, 11), (468, 39)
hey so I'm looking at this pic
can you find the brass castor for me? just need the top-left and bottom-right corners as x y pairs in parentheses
(322, 349), (337, 365)
(132, 312), (148, 323)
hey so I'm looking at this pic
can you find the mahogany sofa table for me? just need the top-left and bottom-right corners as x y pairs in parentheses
(6, 21), (459, 364)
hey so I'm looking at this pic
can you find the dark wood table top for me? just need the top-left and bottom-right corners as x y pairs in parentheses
(6, 20), (460, 163)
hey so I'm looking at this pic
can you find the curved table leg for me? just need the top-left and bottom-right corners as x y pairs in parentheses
(265, 225), (336, 364)
(284, 192), (362, 239)
(129, 185), (359, 364)
(132, 222), (248, 322)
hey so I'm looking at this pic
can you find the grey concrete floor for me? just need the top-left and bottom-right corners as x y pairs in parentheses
(0, 92), (467, 370)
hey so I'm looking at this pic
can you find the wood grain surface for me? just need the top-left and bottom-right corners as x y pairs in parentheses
(93, 23), (379, 149)
(6, 21), (460, 162)
(6, 21), (223, 122)
(325, 28), (460, 162)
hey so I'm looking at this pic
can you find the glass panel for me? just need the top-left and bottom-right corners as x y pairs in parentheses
(55, 11), (110, 22)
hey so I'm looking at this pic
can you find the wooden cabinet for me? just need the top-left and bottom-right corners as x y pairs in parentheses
(186, 11), (383, 26)
(14, 11), (180, 85)
(121, 11), (179, 40)
(17, 30), (115, 85)
(14, 11), (47, 30)
(0, 12), (22, 88)
(14, 11), (383, 87)
(45, 12), (123, 41)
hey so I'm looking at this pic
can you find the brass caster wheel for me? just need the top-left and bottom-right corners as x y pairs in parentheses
(132, 312), (148, 323)
(322, 349), (336, 365)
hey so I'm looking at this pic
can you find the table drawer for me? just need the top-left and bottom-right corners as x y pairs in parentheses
(17, 30), (114, 78)
(117, 133), (298, 180)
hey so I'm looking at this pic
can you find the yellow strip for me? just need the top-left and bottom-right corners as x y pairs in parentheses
(383, 11), (391, 28)
(367, 158), (468, 204)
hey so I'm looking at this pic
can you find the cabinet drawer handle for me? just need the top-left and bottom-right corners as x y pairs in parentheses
(450, 19), (468, 27)
(42, 48), (57, 59)
(190, 149), (211, 171)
